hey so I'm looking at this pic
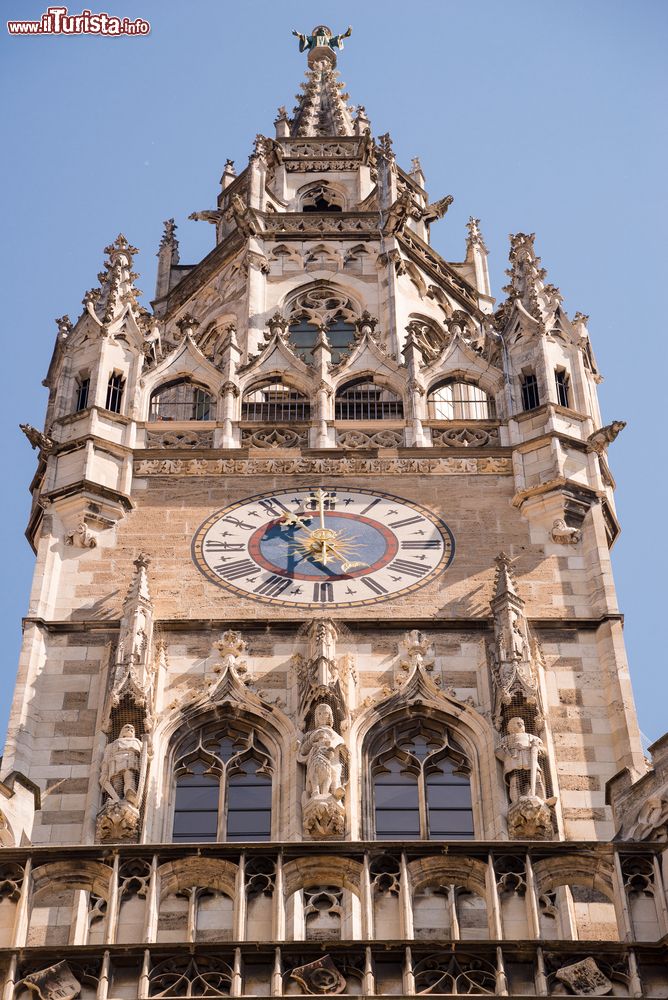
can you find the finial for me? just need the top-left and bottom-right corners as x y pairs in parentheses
(466, 216), (488, 253)
(292, 24), (352, 67)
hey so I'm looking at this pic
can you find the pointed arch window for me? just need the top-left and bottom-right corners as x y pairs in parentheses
(241, 380), (310, 422)
(172, 724), (273, 843)
(370, 721), (473, 840)
(335, 378), (404, 421)
(286, 286), (358, 364)
(149, 378), (213, 421)
(427, 380), (495, 420)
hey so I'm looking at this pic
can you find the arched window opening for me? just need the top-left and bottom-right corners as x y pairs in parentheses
(241, 381), (310, 422)
(370, 722), (473, 840)
(172, 724), (273, 844)
(149, 378), (213, 421)
(335, 379), (404, 421)
(289, 315), (356, 365)
(105, 372), (125, 414)
(427, 380), (495, 421)
(301, 184), (344, 213)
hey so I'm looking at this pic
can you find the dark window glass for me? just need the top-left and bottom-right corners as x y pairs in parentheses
(520, 373), (540, 411)
(374, 758), (420, 839)
(173, 767), (219, 843)
(105, 373), (124, 414)
(226, 759), (272, 842)
(75, 377), (90, 412)
(288, 316), (355, 365)
(555, 369), (570, 408)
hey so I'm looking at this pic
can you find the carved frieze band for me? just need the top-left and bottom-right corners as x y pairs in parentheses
(134, 456), (512, 477)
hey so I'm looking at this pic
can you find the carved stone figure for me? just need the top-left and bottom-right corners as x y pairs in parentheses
(496, 717), (548, 803)
(496, 718), (555, 840)
(551, 518), (581, 545)
(99, 724), (144, 805)
(97, 723), (147, 842)
(297, 703), (348, 838)
(627, 793), (668, 841)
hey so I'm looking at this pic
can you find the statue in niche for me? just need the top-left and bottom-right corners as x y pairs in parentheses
(96, 723), (148, 843)
(496, 717), (556, 840)
(297, 703), (348, 838)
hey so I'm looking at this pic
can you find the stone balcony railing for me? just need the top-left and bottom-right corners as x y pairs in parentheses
(0, 841), (666, 997)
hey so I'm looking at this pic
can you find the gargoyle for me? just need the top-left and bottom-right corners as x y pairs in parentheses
(422, 194), (454, 224)
(587, 420), (626, 455)
(188, 209), (224, 225)
(20, 423), (53, 455)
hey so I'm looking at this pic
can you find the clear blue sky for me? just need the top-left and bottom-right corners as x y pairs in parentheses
(1, 0), (666, 743)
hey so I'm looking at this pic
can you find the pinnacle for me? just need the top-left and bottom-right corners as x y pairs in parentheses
(493, 552), (522, 603)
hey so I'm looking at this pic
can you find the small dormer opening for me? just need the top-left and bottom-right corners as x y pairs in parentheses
(301, 184), (344, 213)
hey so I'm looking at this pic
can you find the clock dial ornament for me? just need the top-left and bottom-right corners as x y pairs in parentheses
(192, 488), (455, 608)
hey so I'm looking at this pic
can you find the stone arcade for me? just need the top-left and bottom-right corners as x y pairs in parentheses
(4, 23), (668, 1000)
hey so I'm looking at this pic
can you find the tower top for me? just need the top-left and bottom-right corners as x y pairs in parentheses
(292, 24), (352, 67)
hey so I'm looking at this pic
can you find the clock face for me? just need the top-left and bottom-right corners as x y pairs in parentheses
(192, 488), (454, 609)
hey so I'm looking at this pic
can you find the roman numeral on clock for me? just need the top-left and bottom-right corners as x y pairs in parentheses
(387, 559), (429, 578)
(362, 577), (388, 595)
(213, 559), (257, 580)
(254, 575), (293, 597)
(359, 497), (383, 516)
(389, 515), (423, 529)
(258, 498), (290, 518)
(313, 582), (334, 602)
(400, 540), (442, 550)
(205, 541), (245, 551)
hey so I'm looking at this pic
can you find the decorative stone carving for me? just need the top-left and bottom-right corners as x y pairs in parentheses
(104, 554), (156, 731)
(336, 429), (403, 450)
(290, 955), (346, 995)
(587, 420), (626, 455)
(96, 723), (148, 842)
(64, 520), (97, 548)
(431, 426), (499, 448)
(551, 518), (581, 545)
(554, 957), (613, 996)
(146, 430), (214, 449)
(399, 629), (435, 674)
(627, 794), (668, 841)
(213, 630), (249, 682)
(297, 703), (348, 839)
(496, 718), (555, 840)
(22, 961), (82, 1000)
(489, 553), (543, 729)
(135, 456), (513, 477)
(242, 427), (308, 449)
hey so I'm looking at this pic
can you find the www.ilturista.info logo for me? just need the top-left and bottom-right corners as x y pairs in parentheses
(7, 6), (150, 35)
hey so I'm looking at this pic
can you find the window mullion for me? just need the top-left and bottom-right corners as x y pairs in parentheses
(419, 766), (429, 840)
(218, 767), (226, 843)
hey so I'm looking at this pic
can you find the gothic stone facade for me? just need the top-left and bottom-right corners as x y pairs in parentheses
(4, 26), (667, 1000)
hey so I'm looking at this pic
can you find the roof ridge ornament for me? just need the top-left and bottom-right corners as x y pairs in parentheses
(292, 24), (352, 68)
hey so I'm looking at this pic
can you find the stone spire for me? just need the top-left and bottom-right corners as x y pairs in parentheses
(465, 217), (491, 297)
(502, 232), (562, 325)
(289, 26), (355, 137)
(105, 553), (156, 731)
(85, 234), (142, 328)
(155, 219), (179, 300)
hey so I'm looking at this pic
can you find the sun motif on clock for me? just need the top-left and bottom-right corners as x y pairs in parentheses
(191, 488), (455, 609)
